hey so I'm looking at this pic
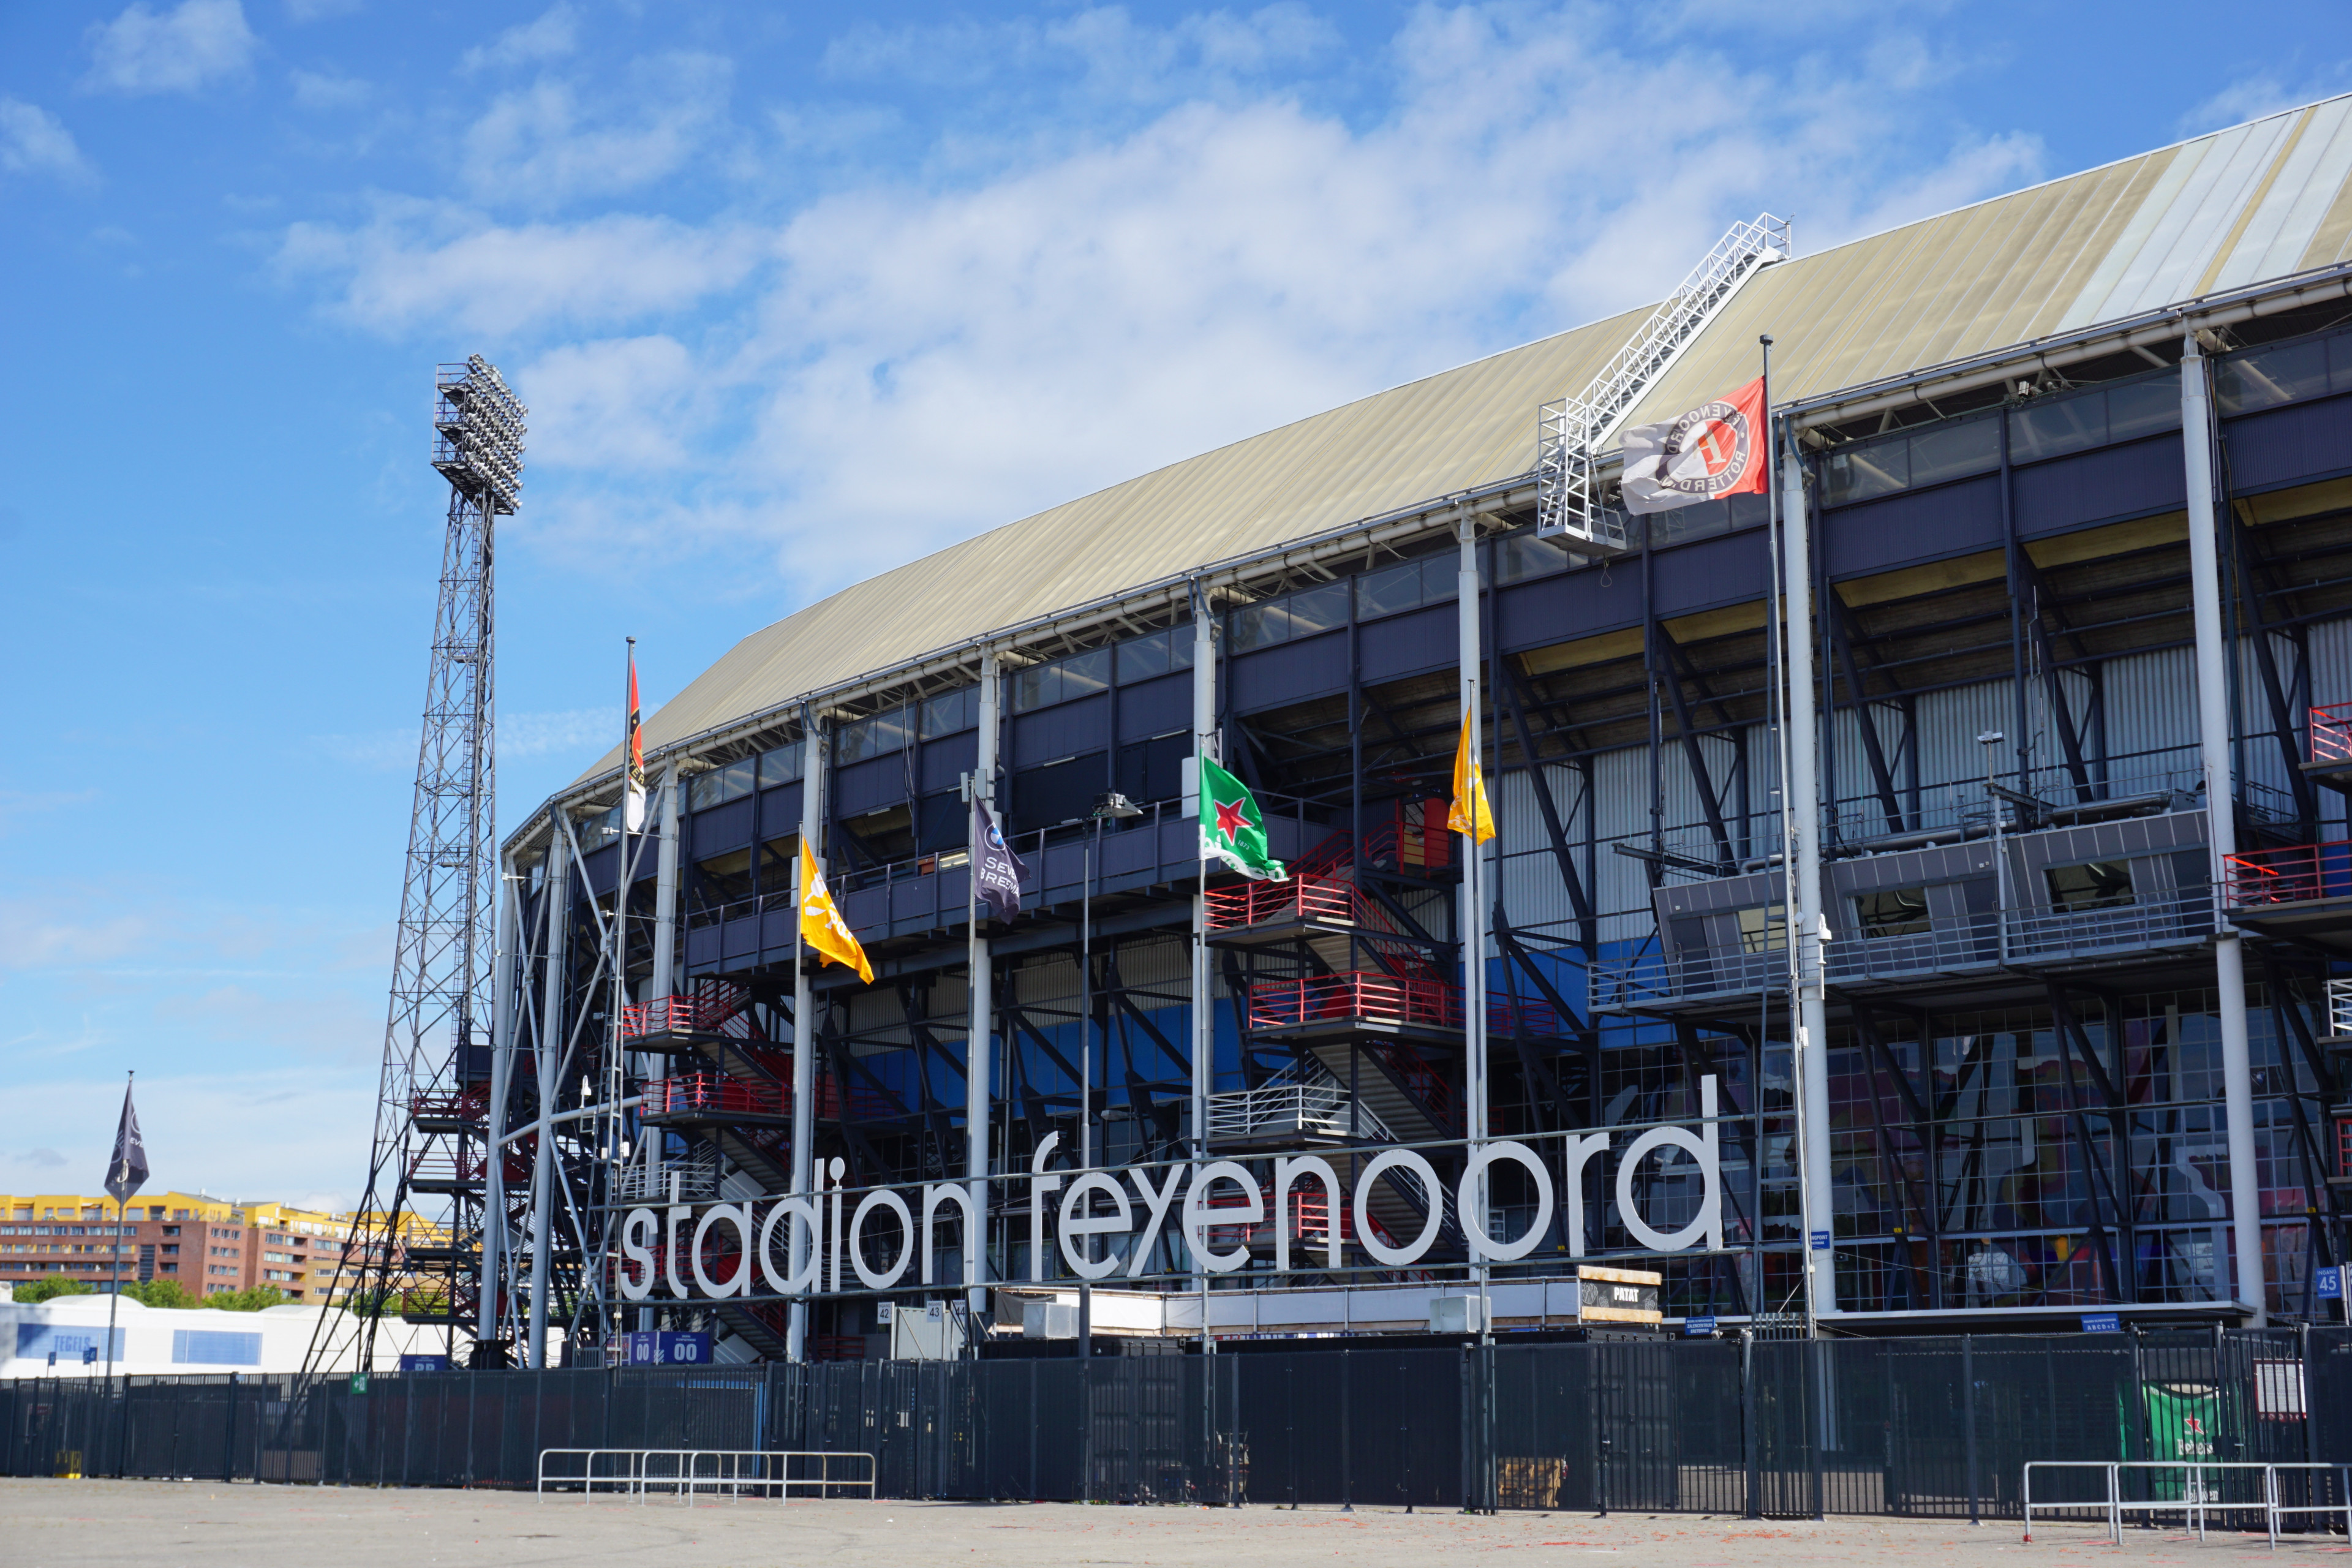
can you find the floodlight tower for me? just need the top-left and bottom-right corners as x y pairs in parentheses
(308, 358), (524, 1373)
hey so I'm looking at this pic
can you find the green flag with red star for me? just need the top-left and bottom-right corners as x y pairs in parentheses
(1198, 755), (1287, 882)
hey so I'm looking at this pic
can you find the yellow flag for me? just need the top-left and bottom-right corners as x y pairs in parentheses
(798, 853), (874, 985)
(1449, 710), (1494, 844)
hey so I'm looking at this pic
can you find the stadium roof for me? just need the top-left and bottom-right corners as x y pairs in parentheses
(578, 94), (2352, 790)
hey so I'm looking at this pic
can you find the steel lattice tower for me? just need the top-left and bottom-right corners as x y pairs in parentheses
(309, 358), (524, 1373)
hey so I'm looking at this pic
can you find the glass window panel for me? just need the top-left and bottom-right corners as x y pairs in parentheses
(689, 771), (726, 810)
(1286, 581), (1351, 636)
(920, 687), (976, 738)
(1736, 904), (1787, 954)
(2045, 859), (2135, 911)
(1853, 886), (1931, 939)
(1166, 626), (1194, 671)
(873, 706), (910, 753)
(1418, 557), (1458, 603)
(1496, 532), (1574, 584)
(2217, 339), (2328, 415)
(1822, 439), (1908, 506)
(760, 744), (802, 785)
(1905, 413), (2002, 489)
(1060, 648), (1111, 697)
(2009, 391), (2106, 463)
(2104, 375), (2180, 443)
(1229, 602), (1286, 652)
(1116, 630), (1169, 683)
(2329, 330), (2352, 393)
(1355, 560), (1423, 618)
(1012, 666), (1055, 712)
(835, 716), (871, 763)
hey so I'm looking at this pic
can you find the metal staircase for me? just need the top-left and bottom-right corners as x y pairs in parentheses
(1537, 214), (1792, 549)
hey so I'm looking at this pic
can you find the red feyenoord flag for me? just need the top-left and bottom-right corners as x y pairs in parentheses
(624, 647), (647, 831)
(1621, 375), (1770, 514)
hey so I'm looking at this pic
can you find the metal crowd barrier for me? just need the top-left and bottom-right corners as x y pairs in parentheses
(537, 1447), (876, 1504)
(2022, 1461), (2352, 1548)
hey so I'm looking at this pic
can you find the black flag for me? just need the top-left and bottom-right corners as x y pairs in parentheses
(970, 797), (1030, 923)
(105, 1079), (148, 1204)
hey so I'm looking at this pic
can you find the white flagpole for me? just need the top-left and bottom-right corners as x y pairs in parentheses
(1457, 510), (1489, 1335)
(1189, 584), (1214, 1365)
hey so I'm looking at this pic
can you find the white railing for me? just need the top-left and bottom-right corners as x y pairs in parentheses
(2022, 1460), (2352, 1547)
(1537, 214), (1792, 550)
(537, 1447), (875, 1503)
(2328, 977), (2352, 1041)
(1204, 1082), (1393, 1145)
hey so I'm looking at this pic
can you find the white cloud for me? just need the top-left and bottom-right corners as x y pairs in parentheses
(282, 5), (2043, 599)
(461, 53), (732, 206)
(314, 727), (414, 771)
(2178, 73), (2349, 136)
(514, 338), (701, 471)
(277, 199), (765, 336)
(83, 0), (258, 96)
(289, 67), (368, 110)
(459, 3), (578, 75)
(0, 97), (95, 182)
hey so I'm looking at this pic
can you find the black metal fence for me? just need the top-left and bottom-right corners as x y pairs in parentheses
(6, 1328), (2348, 1523)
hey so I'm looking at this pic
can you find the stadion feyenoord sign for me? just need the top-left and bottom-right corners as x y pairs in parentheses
(618, 1080), (1724, 1302)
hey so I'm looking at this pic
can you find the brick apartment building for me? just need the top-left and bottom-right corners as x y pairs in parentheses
(0, 1191), (344, 1301)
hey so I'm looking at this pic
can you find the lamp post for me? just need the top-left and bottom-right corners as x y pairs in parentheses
(1079, 792), (1144, 1175)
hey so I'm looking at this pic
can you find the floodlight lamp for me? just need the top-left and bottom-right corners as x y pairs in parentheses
(1092, 792), (1144, 820)
(1977, 730), (2003, 745)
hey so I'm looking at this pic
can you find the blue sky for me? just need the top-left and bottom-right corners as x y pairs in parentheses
(4, 0), (2350, 1209)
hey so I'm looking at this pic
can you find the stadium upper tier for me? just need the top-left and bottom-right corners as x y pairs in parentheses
(558, 94), (2352, 812)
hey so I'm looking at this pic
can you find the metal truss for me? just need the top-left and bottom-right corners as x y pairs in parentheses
(1537, 213), (1792, 550)
(309, 361), (520, 1373)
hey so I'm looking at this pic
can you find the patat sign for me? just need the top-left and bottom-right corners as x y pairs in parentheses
(616, 1079), (1723, 1303)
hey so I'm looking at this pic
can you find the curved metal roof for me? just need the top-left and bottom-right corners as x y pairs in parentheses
(578, 94), (2352, 790)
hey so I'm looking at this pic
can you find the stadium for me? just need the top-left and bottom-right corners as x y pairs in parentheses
(469, 94), (2352, 1369)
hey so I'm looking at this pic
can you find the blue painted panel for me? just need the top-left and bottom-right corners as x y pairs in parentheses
(891, 876), (942, 929)
(757, 782), (802, 839)
(834, 755), (905, 818)
(919, 731), (978, 794)
(760, 908), (794, 952)
(1359, 603), (1455, 685)
(689, 795), (755, 856)
(1652, 528), (1771, 619)
(844, 884), (888, 935)
(579, 843), (618, 897)
(1496, 559), (1641, 655)
(2014, 432), (2185, 537)
(2225, 391), (2352, 492)
(1229, 628), (1348, 714)
(721, 914), (759, 962)
(1012, 692), (1109, 767)
(1825, 473), (2001, 580)
(685, 925), (720, 969)
(1117, 671), (1192, 742)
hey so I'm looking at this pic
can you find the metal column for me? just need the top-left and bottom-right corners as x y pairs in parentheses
(967, 654), (1001, 1322)
(2183, 335), (2270, 1324)
(477, 850), (519, 1350)
(1458, 511), (1490, 1283)
(527, 827), (570, 1368)
(790, 715), (825, 1359)
(1781, 427), (1837, 1317)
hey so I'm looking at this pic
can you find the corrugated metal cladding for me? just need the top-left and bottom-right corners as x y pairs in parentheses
(582, 95), (2352, 787)
(2102, 648), (2198, 777)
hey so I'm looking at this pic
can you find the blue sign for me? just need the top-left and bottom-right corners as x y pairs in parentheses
(2082, 1313), (2122, 1333)
(398, 1354), (450, 1373)
(624, 1331), (710, 1366)
(2318, 1267), (2343, 1301)
(1809, 1230), (1831, 1251)
(1684, 1316), (1717, 1337)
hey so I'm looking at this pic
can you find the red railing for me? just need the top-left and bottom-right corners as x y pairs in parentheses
(1248, 972), (1464, 1031)
(622, 978), (755, 1039)
(1204, 873), (1354, 930)
(2224, 840), (2352, 906)
(646, 1070), (896, 1123)
(1361, 799), (1451, 874)
(2315, 702), (2352, 764)
(1197, 1190), (1390, 1250)
(408, 1085), (487, 1125)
